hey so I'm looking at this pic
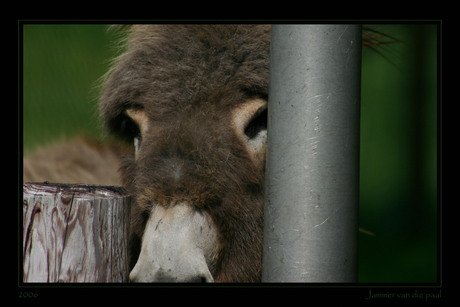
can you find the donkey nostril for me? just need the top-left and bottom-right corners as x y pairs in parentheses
(186, 275), (212, 283)
(200, 275), (213, 283)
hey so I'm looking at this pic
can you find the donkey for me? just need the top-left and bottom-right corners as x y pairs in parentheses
(100, 25), (270, 282)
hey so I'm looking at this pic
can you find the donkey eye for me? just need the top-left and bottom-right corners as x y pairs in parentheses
(231, 98), (267, 164)
(120, 115), (141, 143)
(244, 107), (267, 139)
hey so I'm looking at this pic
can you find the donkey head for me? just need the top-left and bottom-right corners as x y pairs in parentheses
(100, 25), (270, 282)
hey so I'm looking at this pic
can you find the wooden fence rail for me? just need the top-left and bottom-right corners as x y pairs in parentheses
(22, 183), (131, 282)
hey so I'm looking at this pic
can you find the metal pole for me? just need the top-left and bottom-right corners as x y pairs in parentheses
(262, 25), (361, 282)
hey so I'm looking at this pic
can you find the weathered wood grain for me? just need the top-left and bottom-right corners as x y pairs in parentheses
(22, 183), (131, 282)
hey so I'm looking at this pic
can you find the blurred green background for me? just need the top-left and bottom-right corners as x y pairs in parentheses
(22, 24), (114, 154)
(21, 24), (438, 282)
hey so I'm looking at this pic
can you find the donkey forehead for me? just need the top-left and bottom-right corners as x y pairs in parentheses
(101, 25), (270, 121)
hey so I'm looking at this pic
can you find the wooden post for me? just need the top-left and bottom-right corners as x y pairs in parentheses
(22, 183), (131, 282)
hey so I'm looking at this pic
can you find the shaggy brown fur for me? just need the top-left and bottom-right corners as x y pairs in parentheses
(100, 25), (270, 282)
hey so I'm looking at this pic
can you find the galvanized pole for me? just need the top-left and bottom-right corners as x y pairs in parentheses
(262, 25), (361, 282)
